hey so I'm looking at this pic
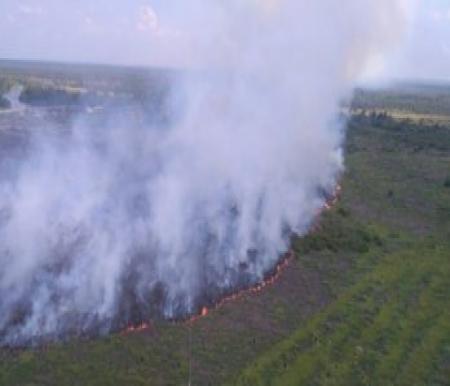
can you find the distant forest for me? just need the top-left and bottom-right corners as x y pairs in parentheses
(352, 84), (450, 116)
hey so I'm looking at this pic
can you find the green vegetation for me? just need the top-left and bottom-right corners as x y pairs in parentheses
(352, 84), (450, 116)
(0, 70), (449, 385)
(232, 110), (450, 386)
(294, 209), (383, 256)
(18, 84), (82, 106)
(0, 78), (12, 109)
(0, 96), (11, 110)
(444, 177), (450, 189)
(0, 77), (14, 94)
(233, 238), (449, 386)
(0, 59), (175, 110)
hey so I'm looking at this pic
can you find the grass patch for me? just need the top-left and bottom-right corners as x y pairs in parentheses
(232, 243), (450, 386)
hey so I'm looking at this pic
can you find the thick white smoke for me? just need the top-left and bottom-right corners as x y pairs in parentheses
(0, 0), (412, 345)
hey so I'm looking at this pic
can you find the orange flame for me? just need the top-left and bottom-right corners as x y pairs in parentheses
(122, 322), (151, 335)
(123, 182), (341, 333)
(184, 252), (293, 325)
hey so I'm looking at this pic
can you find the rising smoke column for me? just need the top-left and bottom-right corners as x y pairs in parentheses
(0, 0), (413, 345)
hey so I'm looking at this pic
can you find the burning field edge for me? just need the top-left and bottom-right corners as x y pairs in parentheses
(0, 84), (449, 386)
(123, 184), (341, 335)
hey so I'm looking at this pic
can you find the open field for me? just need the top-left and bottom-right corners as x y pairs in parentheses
(0, 62), (449, 385)
(232, 112), (450, 386)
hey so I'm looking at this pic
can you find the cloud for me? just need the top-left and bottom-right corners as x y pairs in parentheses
(84, 16), (94, 26)
(429, 7), (450, 23)
(18, 4), (45, 16)
(0, 0), (446, 79)
(6, 13), (16, 23)
(137, 5), (159, 33)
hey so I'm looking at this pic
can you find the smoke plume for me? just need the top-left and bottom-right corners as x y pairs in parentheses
(0, 0), (412, 345)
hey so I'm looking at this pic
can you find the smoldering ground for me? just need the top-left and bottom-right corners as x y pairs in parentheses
(0, 0), (414, 345)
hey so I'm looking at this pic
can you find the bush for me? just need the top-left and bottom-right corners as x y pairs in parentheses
(293, 207), (382, 255)
(0, 95), (11, 109)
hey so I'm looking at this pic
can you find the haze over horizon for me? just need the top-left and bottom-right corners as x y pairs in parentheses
(0, 0), (449, 82)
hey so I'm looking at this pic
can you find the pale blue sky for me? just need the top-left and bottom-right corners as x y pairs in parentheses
(388, 0), (450, 80)
(0, 0), (449, 80)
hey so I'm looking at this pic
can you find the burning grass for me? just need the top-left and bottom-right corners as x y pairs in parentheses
(122, 253), (294, 334)
(0, 94), (449, 385)
(122, 183), (342, 334)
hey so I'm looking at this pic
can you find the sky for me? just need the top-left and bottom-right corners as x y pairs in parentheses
(386, 0), (450, 81)
(0, 0), (449, 81)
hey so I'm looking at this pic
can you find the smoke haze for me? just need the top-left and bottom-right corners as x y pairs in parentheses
(0, 0), (412, 345)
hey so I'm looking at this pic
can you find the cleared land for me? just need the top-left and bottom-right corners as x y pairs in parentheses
(0, 63), (449, 385)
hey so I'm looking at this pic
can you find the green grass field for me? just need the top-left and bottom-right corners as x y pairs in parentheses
(233, 239), (449, 386)
(0, 77), (449, 385)
(231, 113), (450, 386)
